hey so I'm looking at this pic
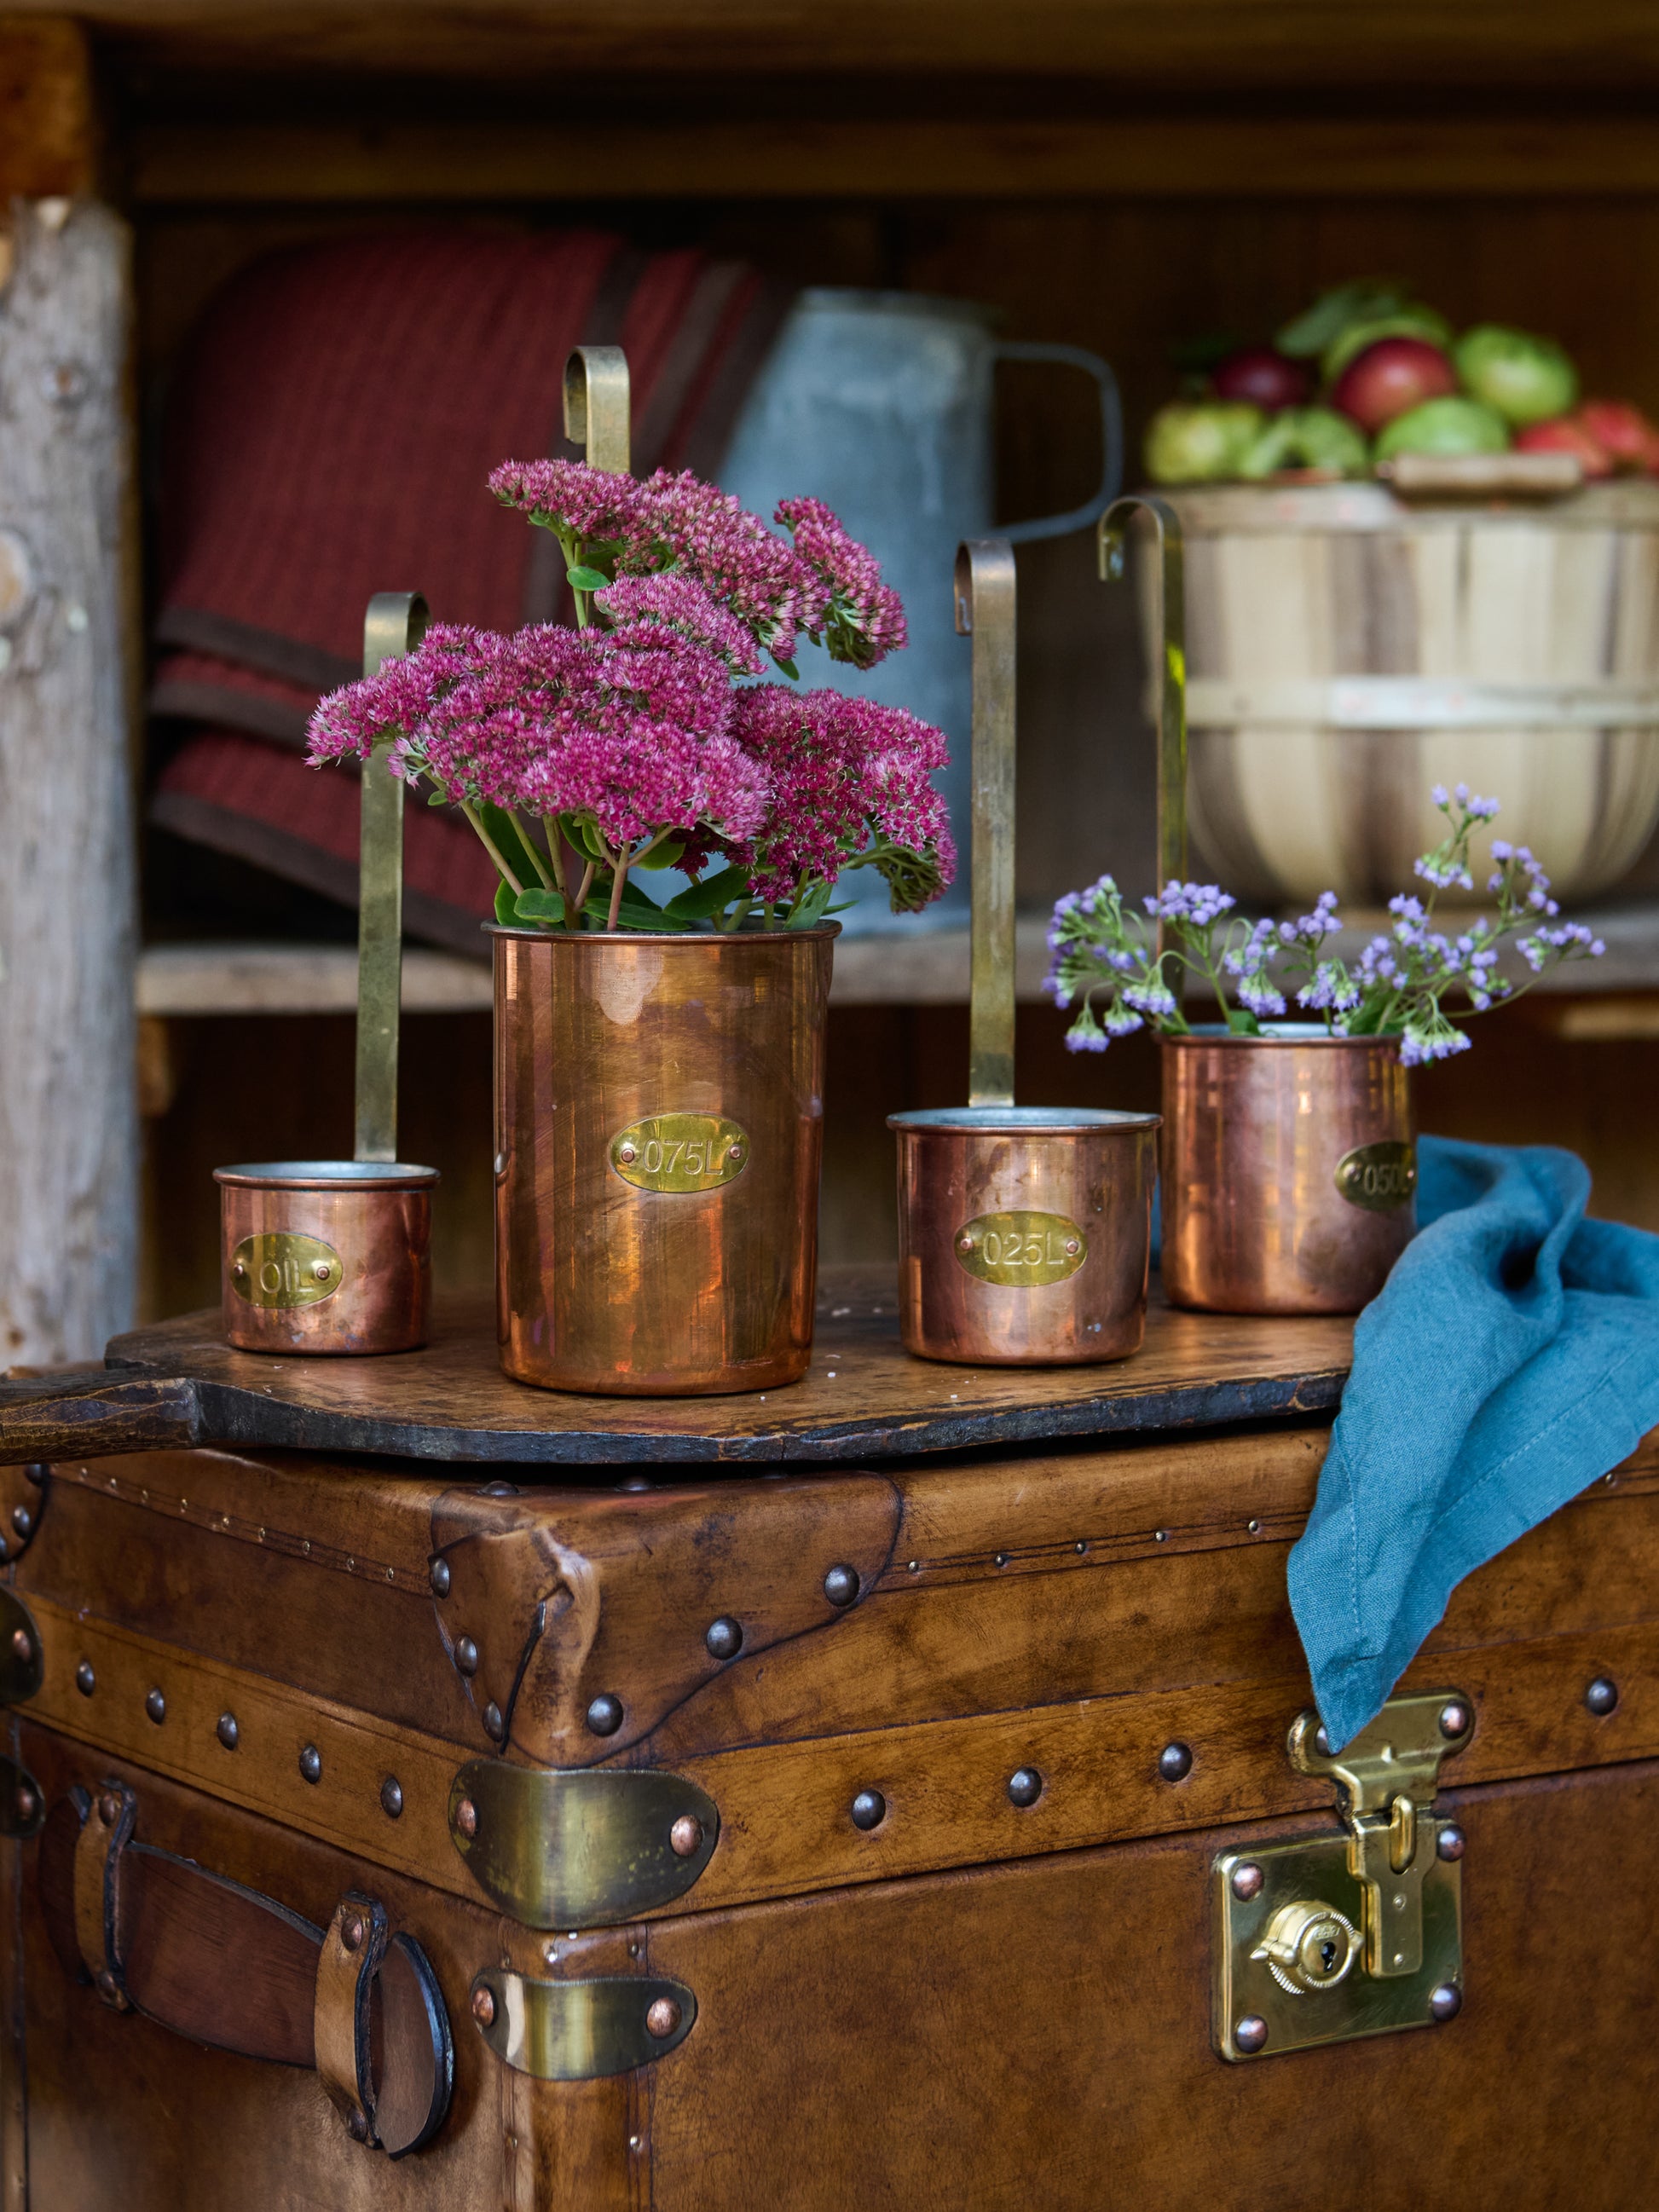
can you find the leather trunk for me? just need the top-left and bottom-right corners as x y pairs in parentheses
(1, 1281), (1656, 2208)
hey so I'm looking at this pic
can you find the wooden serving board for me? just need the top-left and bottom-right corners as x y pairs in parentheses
(2, 1268), (1361, 1470)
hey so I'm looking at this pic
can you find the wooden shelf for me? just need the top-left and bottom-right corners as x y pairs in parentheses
(135, 908), (1659, 1021)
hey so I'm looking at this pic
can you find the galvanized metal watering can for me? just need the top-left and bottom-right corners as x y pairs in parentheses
(720, 291), (1123, 930)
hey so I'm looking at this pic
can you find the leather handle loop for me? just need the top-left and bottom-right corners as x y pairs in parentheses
(71, 1779), (136, 2009)
(314, 1891), (389, 2146)
(43, 1789), (453, 2157)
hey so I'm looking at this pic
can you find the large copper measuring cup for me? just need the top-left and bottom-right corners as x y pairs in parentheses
(890, 540), (1159, 1365)
(216, 595), (440, 1354)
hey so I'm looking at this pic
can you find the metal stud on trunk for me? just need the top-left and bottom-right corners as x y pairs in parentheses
(216, 596), (439, 1355)
(890, 539), (1159, 1365)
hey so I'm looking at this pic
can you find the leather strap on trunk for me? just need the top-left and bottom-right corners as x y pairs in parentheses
(42, 1785), (452, 2156)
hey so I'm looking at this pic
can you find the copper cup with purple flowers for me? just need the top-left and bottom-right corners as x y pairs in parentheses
(1048, 785), (1606, 1314)
(307, 356), (957, 1392)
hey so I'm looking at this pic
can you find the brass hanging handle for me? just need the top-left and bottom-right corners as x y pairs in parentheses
(354, 592), (430, 1165)
(1096, 495), (1188, 964)
(564, 344), (632, 473)
(956, 539), (1019, 1111)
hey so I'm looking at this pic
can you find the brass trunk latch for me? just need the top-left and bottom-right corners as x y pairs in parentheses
(1214, 1689), (1471, 2061)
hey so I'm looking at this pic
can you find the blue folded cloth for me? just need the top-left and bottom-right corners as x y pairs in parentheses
(1288, 1135), (1659, 1748)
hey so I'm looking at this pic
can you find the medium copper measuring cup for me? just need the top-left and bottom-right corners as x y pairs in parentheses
(217, 593), (439, 1354)
(890, 540), (1159, 1366)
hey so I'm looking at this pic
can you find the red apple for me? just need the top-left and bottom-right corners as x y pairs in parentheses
(1514, 416), (1616, 477)
(1211, 346), (1313, 411)
(1331, 337), (1458, 434)
(1575, 399), (1659, 473)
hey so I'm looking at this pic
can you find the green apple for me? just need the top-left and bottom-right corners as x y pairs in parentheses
(1373, 396), (1511, 460)
(1237, 407), (1370, 478)
(1453, 326), (1579, 427)
(1143, 401), (1266, 484)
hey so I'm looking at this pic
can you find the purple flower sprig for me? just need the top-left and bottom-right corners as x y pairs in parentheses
(1043, 786), (1604, 1062)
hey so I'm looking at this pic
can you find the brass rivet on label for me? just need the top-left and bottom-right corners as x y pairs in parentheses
(471, 1984), (496, 2027)
(454, 1797), (478, 1839)
(9, 1629), (32, 1665)
(645, 1996), (681, 2039)
(669, 1815), (703, 1858)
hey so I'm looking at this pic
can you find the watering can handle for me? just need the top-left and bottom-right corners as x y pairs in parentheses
(992, 344), (1124, 547)
(1096, 496), (1188, 921)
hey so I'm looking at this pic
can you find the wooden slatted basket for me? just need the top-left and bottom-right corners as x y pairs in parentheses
(1149, 479), (1659, 903)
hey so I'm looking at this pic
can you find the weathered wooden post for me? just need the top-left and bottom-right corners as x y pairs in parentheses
(0, 20), (140, 1366)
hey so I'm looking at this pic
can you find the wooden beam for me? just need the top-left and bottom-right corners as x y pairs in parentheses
(50, 0), (1659, 90)
(132, 113), (1659, 204)
(0, 18), (97, 199)
(0, 193), (140, 1365)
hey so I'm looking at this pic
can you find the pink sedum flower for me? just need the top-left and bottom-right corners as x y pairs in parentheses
(625, 471), (813, 661)
(776, 495), (908, 668)
(488, 459), (650, 552)
(731, 685), (955, 910)
(596, 572), (764, 677)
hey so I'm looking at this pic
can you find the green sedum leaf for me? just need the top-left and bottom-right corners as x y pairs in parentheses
(664, 866), (751, 922)
(513, 887), (569, 927)
(565, 564), (610, 593)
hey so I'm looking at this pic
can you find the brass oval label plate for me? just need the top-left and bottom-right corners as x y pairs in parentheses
(955, 1210), (1087, 1287)
(1333, 1139), (1418, 1214)
(229, 1232), (344, 1308)
(610, 1114), (749, 1194)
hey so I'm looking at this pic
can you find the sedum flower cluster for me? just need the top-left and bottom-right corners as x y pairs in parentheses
(306, 464), (949, 933)
(1044, 785), (1604, 1067)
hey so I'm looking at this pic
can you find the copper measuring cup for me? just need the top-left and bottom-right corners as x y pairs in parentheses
(216, 594), (439, 1354)
(1099, 494), (1417, 1313)
(890, 540), (1159, 1366)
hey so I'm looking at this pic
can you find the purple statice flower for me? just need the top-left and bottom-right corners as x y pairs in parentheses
(488, 459), (651, 552)
(1279, 889), (1341, 947)
(594, 572), (764, 676)
(1415, 849), (1476, 892)
(1123, 978), (1180, 1018)
(1517, 921), (1605, 973)
(776, 495), (908, 669)
(1146, 881), (1236, 927)
(1399, 1022), (1473, 1068)
(1296, 962), (1362, 1016)
(628, 471), (813, 662)
(731, 686), (953, 911)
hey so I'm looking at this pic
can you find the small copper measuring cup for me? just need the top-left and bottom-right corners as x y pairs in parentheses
(891, 540), (1159, 1366)
(217, 593), (440, 1355)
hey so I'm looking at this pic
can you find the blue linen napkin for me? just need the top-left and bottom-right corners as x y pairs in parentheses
(1287, 1135), (1659, 1748)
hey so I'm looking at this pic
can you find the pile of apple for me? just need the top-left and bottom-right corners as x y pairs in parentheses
(1145, 280), (1659, 485)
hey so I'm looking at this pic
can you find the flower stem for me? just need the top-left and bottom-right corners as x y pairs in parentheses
(460, 800), (523, 897)
(607, 839), (632, 931)
(517, 814), (555, 889)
